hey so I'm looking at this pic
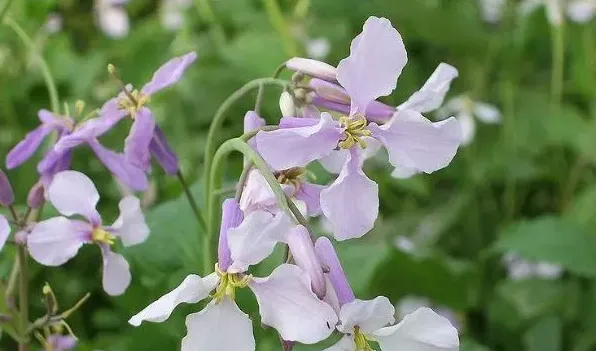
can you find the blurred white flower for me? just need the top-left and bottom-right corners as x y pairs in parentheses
(502, 253), (563, 280)
(519, 0), (564, 26)
(95, 0), (130, 38)
(44, 13), (63, 34)
(437, 95), (501, 146)
(567, 0), (596, 23)
(306, 37), (331, 60)
(396, 296), (461, 331)
(161, 0), (192, 31)
(478, 0), (506, 23)
(394, 236), (416, 254)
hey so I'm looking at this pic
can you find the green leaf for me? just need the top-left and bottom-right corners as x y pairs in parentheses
(524, 316), (562, 351)
(334, 240), (391, 297)
(494, 216), (596, 278)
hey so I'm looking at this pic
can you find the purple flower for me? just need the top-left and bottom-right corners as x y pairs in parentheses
(6, 110), (148, 191)
(0, 215), (10, 253)
(0, 169), (14, 206)
(45, 334), (76, 351)
(256, 17), (462, 240)
(55, 52), (197, 174)
(27, 171), (150, 296)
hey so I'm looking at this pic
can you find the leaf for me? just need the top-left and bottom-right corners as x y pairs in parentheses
(334, 240), (391, 297)
(494, 216), (596, 278)
(523, 316), (562, 351)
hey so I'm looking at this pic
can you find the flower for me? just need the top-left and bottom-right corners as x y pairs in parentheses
(519, 0), (564, 25)
(478, 0), (506, 23)
(160, 0), (192, 31)
(95, 0), (130, 38)
(0, 215), (10, 252)
(44, 334), (76, 351)
(567, 0), (596, 23)
(55, 52), (197, 175)
(315, 237), (460, 351)
(256, 17), (461, 240)
(27, 171), (149, 296)
(437, 95), (501, 146)
(5, 109), (147, 191)
(0, 169), (14, 206)
(306, 37), (331, 60)
(502, 253), (563, 280)
(129, 199), (337, 350)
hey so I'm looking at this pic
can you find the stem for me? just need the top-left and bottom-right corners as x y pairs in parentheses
(261, 0), (299, 57)
(6, 257), (19, 298)
(4, 17), (60, 114)
(235, 164), (253, 201)
(203, 78), (287, 209)
(0, 0), (13, 21)
(550, 23), (565, 108)
(502, 77), (516, 225)
(17, 246), (28, 351)
(176, 171), (207, 232)
(254, 82), (265, 115)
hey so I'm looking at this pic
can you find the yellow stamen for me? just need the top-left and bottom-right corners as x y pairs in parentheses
(354, 326), (375, 351)
(91, 228), (116, 245)
(276, 167), (306, 196)
(117, 89), (150, 118)
(338, 116), (372, 149)
(212, 264), (251, 303)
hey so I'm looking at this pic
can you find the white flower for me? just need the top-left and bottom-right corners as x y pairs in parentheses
(95, 0), (130, 38)
(478, 0), (506, 23)
(437, 95), (501, 146)
(567, 0), (596, 23)
(324, 297), (459, 351)
(502, 253), (564, 280)
(519, 0), (564, 26)
(306, 37), (331, 60)
(44, 13), (63, 34)
(160, 0), (192, 31)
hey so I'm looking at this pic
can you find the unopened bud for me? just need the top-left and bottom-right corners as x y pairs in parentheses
(279, 92), (296, 117)
(43, 282), (59, 314)
(309, 78), (351, 105)
(27, 181), (45, 209)
(286, 226), (326, 299)
(149, 127), (179, 176)
(107, 63), (116, 75)
(0, 169), (14, 206)
(286, 57), (337, 83)
(243, 111), (266, 134)
(74, 100), (86, 116)
(218, 199), (244, 272)
(315, 237), (355, 306)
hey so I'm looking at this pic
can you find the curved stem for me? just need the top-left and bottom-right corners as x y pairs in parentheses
(4, 17), (60, 114)
(0, 0), (14, 20)
(550, 23), (565, 108)
(176, 171), (207, 232)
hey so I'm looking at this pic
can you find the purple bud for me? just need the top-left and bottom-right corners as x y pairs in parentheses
(243, 111), (266, 134)
(0, 169), (14, 206)
(311, 96), (395, 124)
(286, 57), (337, 83)
(309, 78), (351, 105)
(27, 181), (45, 209)
(314, 237), (355, 306)
(218, 199), (244, 271)
(14, 230), (28, 246)
(281, 339), (295, 351)
(286, 226), (326, 299)
(149, 126), (179, 175)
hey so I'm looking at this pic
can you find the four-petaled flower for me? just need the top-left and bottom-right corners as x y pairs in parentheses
(27, 171), (150, 296)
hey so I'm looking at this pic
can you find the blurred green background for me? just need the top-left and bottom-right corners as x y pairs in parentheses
(1, 0), (596, 350)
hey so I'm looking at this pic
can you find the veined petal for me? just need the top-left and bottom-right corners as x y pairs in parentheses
(256, 112), (342, 170)
(373, 307), (460, 351)
(398, 63), (459, 114)
(249, 264), (338, 344)
(285, 225), (326, 298)
(124, 107), (156, 171)
(88, 139), (149, 191)
(182, 298), (255, 351)
(0, 215), (10, 252)
(473, 102), (502, 124)
(100, 246), (131, 296)
(338, 297), (395, 334)
(323, 335), (357, 351)
(141, 52), (198, 95)
(149, 126), (179, 175)
(336, 16), (407, 115)
(6, 125), (53, 169)
(48, 171), (101, 225)
(129, 273), (219, 326)
(314, 237), (355, 307)
(295, 182), (324, 216)
(111, 196), (149, 247)
(27, 217), (91, 266)
(369, 110), (461, 173)
(54, 112), (126, 152)
(320, 148), (379, 240)
(226, 211), (293, 273)
(391, 165), (419, 179)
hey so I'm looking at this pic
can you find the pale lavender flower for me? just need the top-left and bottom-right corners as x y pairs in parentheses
(316, 237), (459, 351)
(306, 37), (331, 60)
(55, 52), (197, 174)
(519, 0), (564, 25)
(567, 0), (596, 22)
(45, 335), (76, 351)
(129, 200), (337, 349)
(502, 252), (563, 280)
(95, 0), (130, 38)
(258, 17), (461, 240)
(437, 95), (501, 146)
(160, 0), (192, 31)
(6, 110), (147, 191)
(27, 181), (45, 209)
(478, 0), (506, 23)
(0, 215), (10, 252)
(27, 171), (150, 296)
(0, 169), (14, 206)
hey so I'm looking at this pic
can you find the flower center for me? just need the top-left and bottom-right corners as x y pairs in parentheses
(276, 167), (306, 195)
(91, 228), (116, 245)
(338, 116), (371, 149)
(212, 264), (251, 303)
(117, 89), (150, 118)
(354, 326), (374, 351)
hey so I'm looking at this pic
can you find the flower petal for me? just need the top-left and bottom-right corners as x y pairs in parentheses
(319, 149), (350, 174)
(336, 16), (407, 115)
(338, 297), (395, 334)
(249, 264), (338, 344)
(54, 112), (127, 152)
(457, 113), (476, 146)
(182, 297), (255, 351)
(398, 63), (459, 114)
(295, 182), (324, 216)
(315, 237), (355, 307)
(88, 139), (149, 191)
(218, 199), (244, 271)
(369, 110), (461, 173)
(27, 217), (91, 266)
(141, 52), (198, 95)
(111, 196), (149, 246)
(129, 272), (219, 326)
(48, 171), (101, 224)
(6, 125), (53, 169)
(226, 211), (293, 273)
(124, 107), (156, 170)
(286, 57), (337, 82)
(323, 335), (357, 351)
(101, 246), (131, 296)
(239, 170), (281, 215)
(285, 225), (326, 298)
(473, 102), (502, 124)
(391, 165), (419, 179)
(320, 148), (379, 240)
(149, 126), (179, 175)
(0, 215), (10, 252)
(256, 112), (342, 170)
(373, 307), (460, 351)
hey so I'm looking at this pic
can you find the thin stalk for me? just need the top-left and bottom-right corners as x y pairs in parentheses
(502, 77), (517, 225)
(254, 82), (265, 115)
(4, 17), (60, 114)
(550, 23), (565, 108)
(176, 171), (207, 232)
(235, 164), (253, 201)
(17, 246), (28, 351)
(0, 0), (13, 20)
(261, 0), (299, 57)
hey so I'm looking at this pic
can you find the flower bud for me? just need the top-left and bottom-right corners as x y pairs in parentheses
(311, 95), (395, 124)
(279, 92), (296, 117)
(149, 126), (179, 176)
(243, 111), (266, 134)
(218, 199), (244, 271)
(0, 169), (14, 206)
(309, 78), (351, 105)
(27, 181), (45, 209)
(286, 57), (337, 82)
(286, 226), (326, 299)
(314, 236), (355, 306)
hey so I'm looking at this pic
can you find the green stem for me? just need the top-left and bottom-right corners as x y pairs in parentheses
(202, 78), (287, 209)
(550, 23), (565, 108)
(0, 0), (13, 20)
(4, 17), (60, 114)
(176, 170), (207, 232)
(17, 246), (28, 351)
(261, 0), (300, 57)
(502, 77), (517, 225)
